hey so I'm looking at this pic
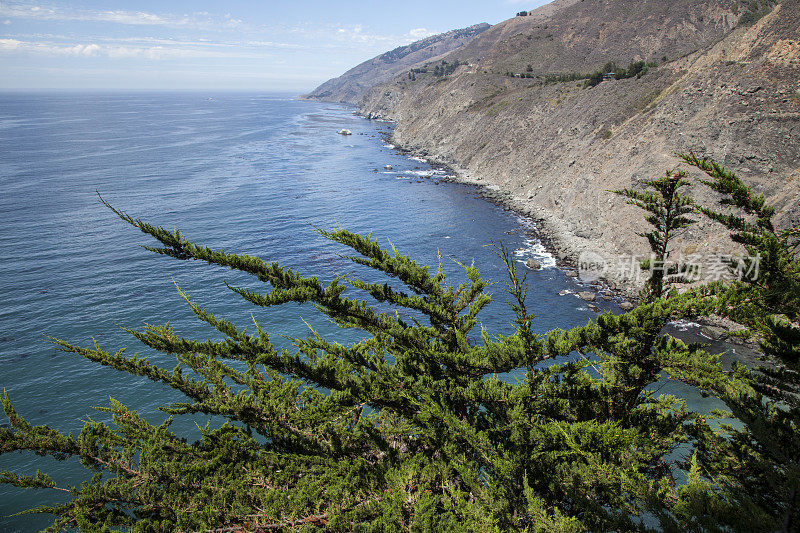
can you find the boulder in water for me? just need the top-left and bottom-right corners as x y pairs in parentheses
(577, 291), (596, 302)
(338, 129), (352, 135)
(525, 258), (542, 270)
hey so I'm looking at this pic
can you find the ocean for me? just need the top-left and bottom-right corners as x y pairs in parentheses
(0, 92), (727, 530)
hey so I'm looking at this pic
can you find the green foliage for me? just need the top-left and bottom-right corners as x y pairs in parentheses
(410, 60), (464, 79)
(433, 60), (462, 78)
(583, 70), (606, 88)
(614, 170), (696, 302)
(737, 0), (777, 26)
(0, 156), (797, 531)
(584, 60), (656, 88)
(678, 153), (800, 532)
(506, 70), (591, 84)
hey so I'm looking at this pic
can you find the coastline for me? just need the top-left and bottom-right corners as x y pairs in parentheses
(355, 109), (765, 361)
(364, 111), (638, 300)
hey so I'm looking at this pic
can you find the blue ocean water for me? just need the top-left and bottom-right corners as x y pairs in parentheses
(0, 92), (725, 530)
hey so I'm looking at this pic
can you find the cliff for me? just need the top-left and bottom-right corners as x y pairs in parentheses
(311, 0), (800, 289)
(301, 23), (490, 105)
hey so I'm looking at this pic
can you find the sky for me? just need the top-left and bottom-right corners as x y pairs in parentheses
(0, 0), (549, 92)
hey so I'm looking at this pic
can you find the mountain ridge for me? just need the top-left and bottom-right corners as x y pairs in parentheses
(302, 23), (490, 105)
(307, 0), (800, 290)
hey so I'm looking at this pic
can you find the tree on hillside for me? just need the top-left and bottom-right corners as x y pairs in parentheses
(0, 158), (797, 531)
(615, 170), (696, 302)
(673, 154), (800, 532)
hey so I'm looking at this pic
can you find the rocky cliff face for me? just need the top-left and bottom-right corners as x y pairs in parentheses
(301, 23), (490, 105)
(353, 0), (799, 289)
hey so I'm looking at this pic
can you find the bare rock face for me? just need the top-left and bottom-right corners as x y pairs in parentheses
(311, 0), (800, 292)
(619, 302), (635, 311)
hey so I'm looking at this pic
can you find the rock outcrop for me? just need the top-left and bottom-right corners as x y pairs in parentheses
(308, 0), (800, 290)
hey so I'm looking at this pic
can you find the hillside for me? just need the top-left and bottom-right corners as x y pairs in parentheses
(351, 0), (799, 290)
(301, 23), (490, 105)
(445, 0), (743, 76)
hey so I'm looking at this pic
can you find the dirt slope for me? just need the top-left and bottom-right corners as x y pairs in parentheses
(355, 0), (799, 289)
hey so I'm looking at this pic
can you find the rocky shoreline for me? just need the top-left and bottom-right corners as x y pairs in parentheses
(303, 0), (799, 366)
(353, 2), (799, 305)
(362, 112), (764, 360)
(366, 112), (639, 300)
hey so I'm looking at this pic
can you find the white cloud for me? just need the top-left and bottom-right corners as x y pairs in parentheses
(287, 22), (445, 54)
(407, 28), (435, 40)
(0, 5), (449, 73)
(0, 1), (233, 29)
(0, 36), (297, 59)
(3, 32), (307, 53)
(93, 10), (171, 26)
(63, 42), (99, 56)
(0, 39), (103, 56)
(314, 23), (429, 50)
(246, 40), (303, 50)
(332, 24), (375, 44)
(101, 44), (245, 60)
(223, 13), (242, 28)
(0, 37), (21, 49)
(0, 3), (59, 21)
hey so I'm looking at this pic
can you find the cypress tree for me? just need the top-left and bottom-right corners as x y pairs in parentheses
(614, 170), (697, 302)
(674, 154), (800, 532)
(0, 156), (795, 531)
